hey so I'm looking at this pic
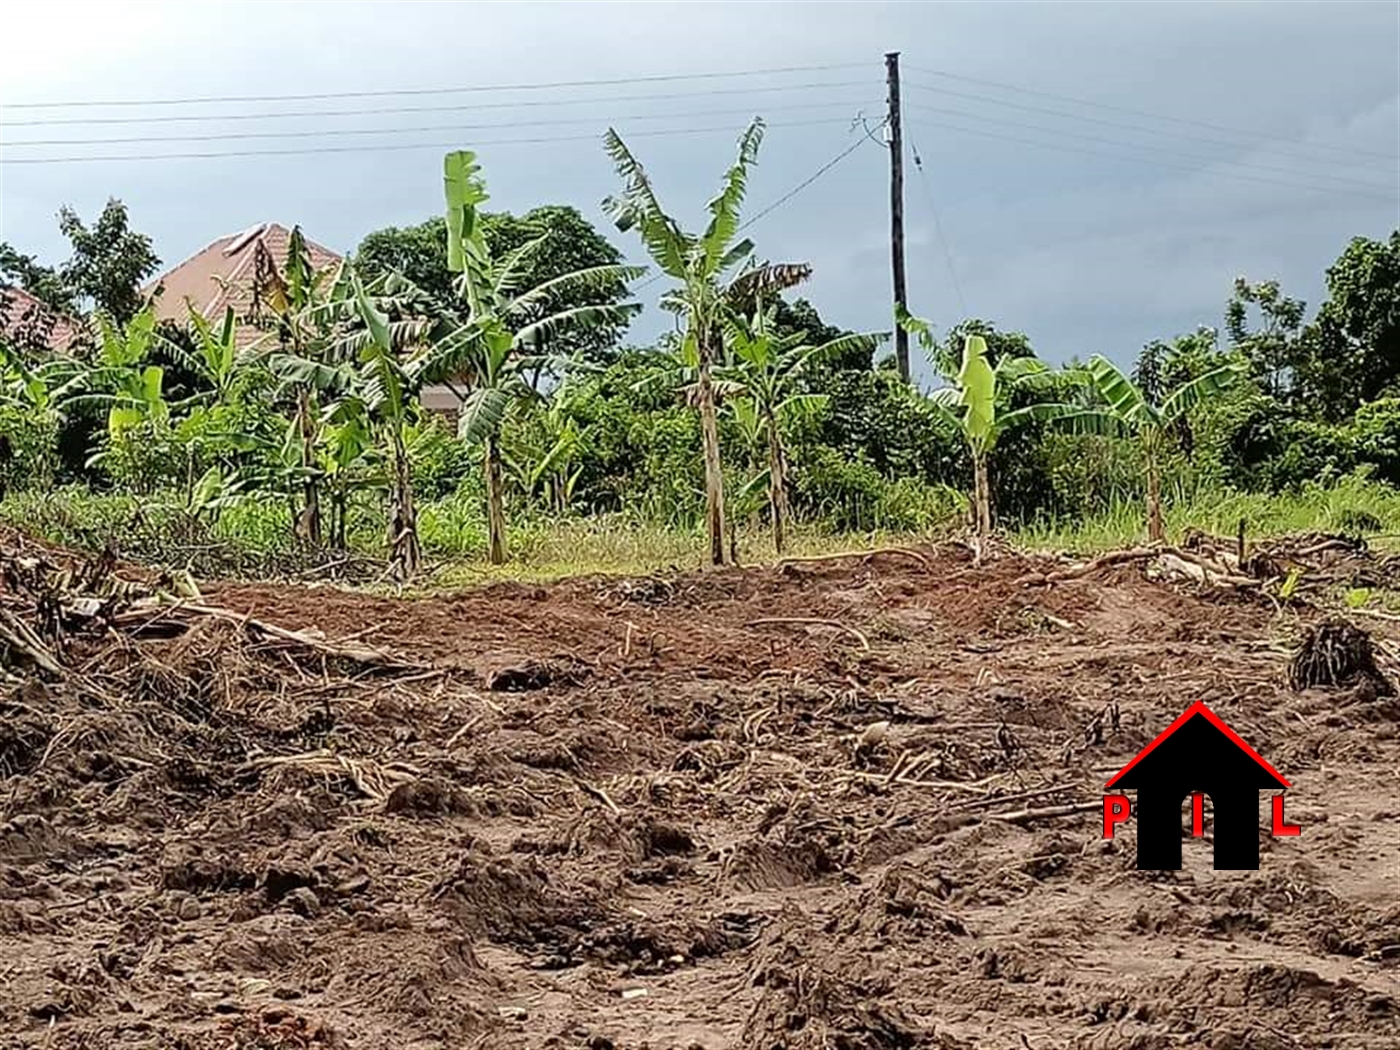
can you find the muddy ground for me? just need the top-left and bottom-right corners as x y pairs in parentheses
(2, 540), (1398, 1049)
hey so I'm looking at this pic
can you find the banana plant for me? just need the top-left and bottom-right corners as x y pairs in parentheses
(1085, 355), (1242, 542)
(900, 308), (1093, 554)
(0, 342), (78, 490)
(720, 305), (884, 552)
(248, 226), (342, 547)
(603, 118), (811, 565)
(56, 306), (169, 470)
(343, 270), (435, 579)
(319, 397), (378, 551)
(183, 305), (241, 404)
(0, 340), (79, 416)
(443, 149), (642, 564)
(528, 383), (593, 515)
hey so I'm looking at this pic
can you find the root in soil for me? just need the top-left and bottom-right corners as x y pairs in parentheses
(1289, 617), (1396, 696)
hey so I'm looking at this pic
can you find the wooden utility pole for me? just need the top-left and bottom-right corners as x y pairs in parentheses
(885, 51), (910, 383)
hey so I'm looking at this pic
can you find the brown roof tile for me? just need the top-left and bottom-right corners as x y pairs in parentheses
(141, 223), (453, 415)
(0, 286), (82, 356)
(144, 223), (342, 347)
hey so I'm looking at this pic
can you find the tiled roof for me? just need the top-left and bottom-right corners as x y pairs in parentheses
(144, 223), (342, 347)
(0, 286), (82, 356)
(143, 222), (455, 415)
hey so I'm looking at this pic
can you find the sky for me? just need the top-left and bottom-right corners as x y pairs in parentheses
(1, 0), (1396, 383)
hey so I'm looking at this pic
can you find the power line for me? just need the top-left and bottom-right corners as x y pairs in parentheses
(739, 126), (879, 230)
(0, 80), (871, 129)
(5, 99), (879, 148)
(905, 117), (1399, 202)
(0, 117), (860, 166)
(905, 64), (1398, 163)
(908, 139), (969, 318)
(3, 62), (869, 109)
(905, 82), (1397, 175)
(904, 102), (1395, 193)
(632, 122), (882, 291)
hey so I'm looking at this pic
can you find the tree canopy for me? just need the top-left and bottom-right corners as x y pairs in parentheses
(0, 199), (160, 326)
(1297, 232), (1400, 417)
(356, 205), (633, 365)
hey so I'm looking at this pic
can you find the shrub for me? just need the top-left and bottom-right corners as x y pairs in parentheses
(0, 405), (60, 492)
(791, 446), (960, 533)
(408, 415), (480, 501)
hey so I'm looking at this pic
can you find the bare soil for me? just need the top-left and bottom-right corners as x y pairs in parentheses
(2, 540), (1398, 1049)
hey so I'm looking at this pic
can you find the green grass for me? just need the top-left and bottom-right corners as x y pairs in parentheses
(0, 484), (930, 586)
(1013, 473), (1400, 554)
(9, 473), (1400, 589)
(422, 517), (930, 587)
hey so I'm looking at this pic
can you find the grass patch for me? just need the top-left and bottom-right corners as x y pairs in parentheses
(422, 517), (935, 587)
(1014, 473), (1400, 554)
(9, 473), (1400, 590)
(0, 485), (934, 586)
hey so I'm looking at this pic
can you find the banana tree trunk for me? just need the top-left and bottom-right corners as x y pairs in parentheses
(484, 434), (507, 565)
(1146, 443), (1164, 543)
(331, 479), (348, 551)
(972, 449), (993, 541)
(295, 386), (321, 547)
(387, 424), (420, 579)
(765, 413), (790, 555)
(697, 351), (727, 567)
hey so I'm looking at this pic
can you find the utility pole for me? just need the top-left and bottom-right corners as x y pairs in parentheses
(885, 51), (910, 383)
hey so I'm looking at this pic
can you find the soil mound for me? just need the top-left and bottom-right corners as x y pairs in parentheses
(3, 533), (1398, 1047)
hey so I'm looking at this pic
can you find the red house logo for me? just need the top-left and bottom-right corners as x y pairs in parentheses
(1103, 701), (1300, 870)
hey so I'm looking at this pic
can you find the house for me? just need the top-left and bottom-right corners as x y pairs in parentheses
(0, 286), (82, 356)
(1106, 700), (1290, 870)
(145, 222), (342, 348)
(145, 222), (460, 414)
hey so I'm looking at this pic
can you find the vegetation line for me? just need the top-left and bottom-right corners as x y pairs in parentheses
(3, 125), (1398, 589)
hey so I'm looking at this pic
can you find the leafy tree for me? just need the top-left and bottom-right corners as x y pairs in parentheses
(529, 350), (705, 524)
(443, 150), (641, 564)
(1226, 277), (1306, 402)
(772, 297), (843, 347)
(816, 368), (956, 481)
(1296, 232), (1400, 418)
(357, 205), (632, 370)
(603, 117), (810, 565)
(0, 244), (76, 314)
(357, 220), (454, 304)
(1085, 355), (1242, 541)
(58, 200), (160, 324)
(931, 319), (1034, 376)
(720, 305), (881, 551)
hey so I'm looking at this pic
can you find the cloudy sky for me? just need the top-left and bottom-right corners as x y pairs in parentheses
(1, 1), (1396, 380)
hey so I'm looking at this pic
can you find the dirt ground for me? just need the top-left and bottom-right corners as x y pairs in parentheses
(2, 538), (1398, 1049)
